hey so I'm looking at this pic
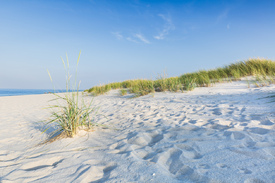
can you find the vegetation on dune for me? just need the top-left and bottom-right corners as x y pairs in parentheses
(120, 89), (128, 96)
(45, 51), (97, 138)
(85, 58), (275, 97)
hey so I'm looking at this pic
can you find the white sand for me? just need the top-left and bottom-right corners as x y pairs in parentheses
(0, 79), (275, 183)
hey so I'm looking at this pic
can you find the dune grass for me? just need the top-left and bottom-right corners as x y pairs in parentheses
(45, 51), (97, 138)
(85, 58), (275, 97)
(120, 89), (128, 96)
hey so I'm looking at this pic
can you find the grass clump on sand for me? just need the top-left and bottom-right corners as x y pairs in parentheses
(131, 80), (155, 97)
(120, 89), (128, 96)
(85, 58), (275, 97)
(46, 51), (96, 138)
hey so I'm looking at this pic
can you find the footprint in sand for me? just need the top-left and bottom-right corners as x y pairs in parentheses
(197, 164), (210, 169)
(126, 130), (164, 148)
(127, 132), (152, 147)
(211, 104), (236, 116)
(146, 130), (164, 146)
(244, 178), (265, 183)
(91, 163), (117, 183)
(72, 162), (117, 183)
(248, 127), (269, 135)
(238, 168), (252, 174)
(216, 163), (230, 169)
(151, 147), (184, 175)
(152, 147), (206, 181)
(240, 107), (246, 113)
(260, 118), (274, 126)
(109, 141), (130, 154)
(196, 164), (210, 175)
(223, 131), (246, 140)
(72, 165), (103, 182)
(189, 120), (197, 124)
(134, 149), (151, 159)
(175, 144), (202, 159)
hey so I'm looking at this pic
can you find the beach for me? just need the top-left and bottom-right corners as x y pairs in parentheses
(0, 79), (275, 183)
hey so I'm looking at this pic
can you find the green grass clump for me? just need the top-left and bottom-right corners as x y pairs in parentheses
(85, 58), (275, 97)
(166, 77), (181, 92)
(87, 84), (111, 96)
(154, 71), (168, 92)
(130, 80), (155, 97)
(120, 89), (128, 96)
(180, 77), (196, 91)
(46, 51), (96, 138)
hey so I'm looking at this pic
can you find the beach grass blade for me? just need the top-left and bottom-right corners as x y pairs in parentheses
(45, 51), (96, 138)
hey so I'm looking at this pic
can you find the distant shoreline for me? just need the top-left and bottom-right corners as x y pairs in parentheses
(0, 89), (82, 97)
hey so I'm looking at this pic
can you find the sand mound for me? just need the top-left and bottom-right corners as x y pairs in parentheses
(0, 80), (275, 182)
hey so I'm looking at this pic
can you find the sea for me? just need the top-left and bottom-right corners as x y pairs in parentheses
(0, 89), (68, 97)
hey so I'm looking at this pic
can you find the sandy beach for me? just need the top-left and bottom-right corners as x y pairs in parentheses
(0, 79), (275, 183)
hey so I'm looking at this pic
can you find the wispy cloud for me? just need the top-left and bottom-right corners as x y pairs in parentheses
(112, 32), (123, 40)
(154, 14), (175, 40)
(112, 31), (150, 44)
(125, 33), (150, 44)
(217, 9), (231, 30)
(126, 37), (139, 43)
(134, 34), (150, 44)
(217, 9), (229, 23)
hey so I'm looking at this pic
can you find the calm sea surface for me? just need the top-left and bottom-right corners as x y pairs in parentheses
(0, 89), (68, 97)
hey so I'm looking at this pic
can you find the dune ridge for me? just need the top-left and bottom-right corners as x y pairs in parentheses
(0, 79), (275, 182)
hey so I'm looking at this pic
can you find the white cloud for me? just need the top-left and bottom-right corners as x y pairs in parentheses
(125, 34), (150, 44)
(217, 9), (229, 23)
(112, 32), (123, 40)
(154, 14), (175, 40)
(134, 34), (150, 44)
(126, 37), (139, 43)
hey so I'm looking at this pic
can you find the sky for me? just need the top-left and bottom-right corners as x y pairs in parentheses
(1, 0), (275, 89)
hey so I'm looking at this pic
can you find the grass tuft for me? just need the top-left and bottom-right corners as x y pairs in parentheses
(46, 51), (97, 138)
(120, 89), (128, 96)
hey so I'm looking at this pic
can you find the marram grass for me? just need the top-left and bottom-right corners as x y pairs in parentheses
(120, 89), (128, 96)
(85, 58), (275, 97)
(45, 51), (97, 138)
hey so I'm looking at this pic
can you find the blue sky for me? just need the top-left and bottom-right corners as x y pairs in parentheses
(1, 0), (275, 89)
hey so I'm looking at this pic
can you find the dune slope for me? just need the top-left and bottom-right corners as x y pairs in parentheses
(0, 80), (275, 183)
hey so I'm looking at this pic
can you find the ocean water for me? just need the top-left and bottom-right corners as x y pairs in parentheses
(0, 89), (67, 97)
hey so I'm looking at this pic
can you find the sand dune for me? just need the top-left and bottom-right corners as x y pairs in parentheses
(0, 80), (275, 182)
